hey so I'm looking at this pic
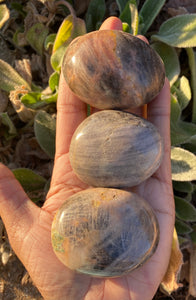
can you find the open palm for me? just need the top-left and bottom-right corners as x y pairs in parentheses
(0, 17), (175, 300)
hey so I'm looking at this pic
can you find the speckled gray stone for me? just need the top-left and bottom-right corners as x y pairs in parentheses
(62, 30), (165, 109)
(51, 188), (159, 277)
(69, 110), (163, 188)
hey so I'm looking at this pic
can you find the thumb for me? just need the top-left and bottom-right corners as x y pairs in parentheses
(0, 163), (40, 255)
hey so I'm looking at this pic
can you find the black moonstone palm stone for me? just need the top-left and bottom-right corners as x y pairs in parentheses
(62, 30), (165, 109)
(51, 188), (159, 278)
(69, 110), (163, 188)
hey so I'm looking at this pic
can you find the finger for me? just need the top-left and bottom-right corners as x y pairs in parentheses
(99, 16), (123, 30)
(148, 78), (171, 181)
(55, 75), (87, 157)
(0, 163), (40, 254)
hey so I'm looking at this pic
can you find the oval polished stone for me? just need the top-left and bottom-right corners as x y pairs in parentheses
(69, 110), (163, 188)
(51, 188), (159, 277)
(62, 30), (165, 109)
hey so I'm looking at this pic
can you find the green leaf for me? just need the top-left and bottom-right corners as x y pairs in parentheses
(152, 42), (180, 86)
(170, 93), (196, 146)
(173, 181), (193, 194)
(49, 72), (60, 92)
(175, 219), (193, 235)
(51, 15), (86, 71)
(139, 0), (166, 35)
(186, 48), (196, 124)
(12, 168), (46, 193)
(53, 16), (73, 53)
(51, 45), (68, 72)
(122, 22), (130, 32)
(179, 76), (192, 110)
(170, 94), (181, 123)
(183, 142), (196, 155)
(130, 1), (139, 35)
(10, 2), (26, 17)
(44, 33), (56, 51)
(85, 0), (106, 32)
(0, 112), (17, 136)
(178, 236), (189, 246)
(41, 91), (58, 103)
(171, 147), (196, 181)
(21, 92), (43, 109)
(26, 23), (49, 55)
(190, 225), (196, 244)
(0, 3), (10, 29)
(152, 14), (196, 48)
(175, 196), (196, 222)
(34, 111), (56, 159)
(171, 119), (196, 146)
(171, 76), (191, 110)
(120, 0), (138, 35)
(116, 0), (128, 13)
(0, 59), (30, 92)
(120, 1), (132, 29)
(185, 193), (192, 202)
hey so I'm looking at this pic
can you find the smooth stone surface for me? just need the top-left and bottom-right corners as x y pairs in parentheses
(69, 110), (163, 188)
(62, 30), (165, 109)
(51, 188), (159, 277)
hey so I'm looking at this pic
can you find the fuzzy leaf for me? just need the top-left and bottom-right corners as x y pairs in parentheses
(130, 1), (139, 35)
(152, 42), (180, 86)
(12, 168), (46, 193)
(170, 94), (181, 123)
(139, 0), (166, 35)
(171, 76), (192, 110)
(190, 225), (196, 245)
(49, 72), (60, 92)
(175, 219), (193, 235)
(175, 196), (196, 222)
(51, 15), (86, 71)
(34, 111), (56, 159)
(0, 3), (10, 29)
(120, 1), (139, 35)
(171, 147), (196, 181)
(41, 91), (58, 103)
(120, 1), (132, 29)
(44, 33), (56, 51)
(0, 59), (30, 92)
(21, 92), (43, 108)
(170, 95), (196, 145)
(179, 76), (192, 110)
(152, 14), (196, 48)
(85, 0), (106, 32)
(173, 181), (193, 193)
(171, 120), (196, 146)
(0, 112), (17, 136)
(160, 228), (183, 295)
(26, 23), (49, 55)
(116, 0), (128, 13)
(52, 16), (73, 53)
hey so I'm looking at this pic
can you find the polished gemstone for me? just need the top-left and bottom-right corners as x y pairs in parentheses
(51, 188), (159, 277)
(69, 110), (163, 188)
(62, 30), (165, 109)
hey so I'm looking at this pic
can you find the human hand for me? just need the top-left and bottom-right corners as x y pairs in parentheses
(0, 17), (175, 300)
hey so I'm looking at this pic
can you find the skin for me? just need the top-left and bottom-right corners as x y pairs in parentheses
(0, 17), (175, 300)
